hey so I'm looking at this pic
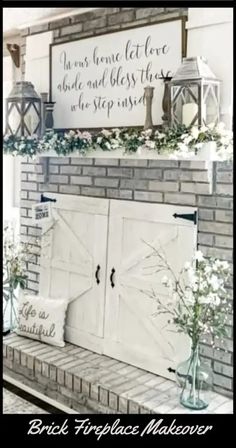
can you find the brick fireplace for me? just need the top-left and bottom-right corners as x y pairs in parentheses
(18, 156), (233, 397)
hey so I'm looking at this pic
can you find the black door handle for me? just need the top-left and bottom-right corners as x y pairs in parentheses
(110, 268), (115, 288)
(95, 265), (100, 284)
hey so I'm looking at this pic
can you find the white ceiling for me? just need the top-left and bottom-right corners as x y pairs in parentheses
(3, 7), (98, 35)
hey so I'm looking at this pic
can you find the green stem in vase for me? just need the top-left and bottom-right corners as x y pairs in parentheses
(180, 349), (194, 401)
(191, 347), (198, 406)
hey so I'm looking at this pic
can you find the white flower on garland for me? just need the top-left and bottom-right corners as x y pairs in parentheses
(110, 138), (120, 149)
(142, 129), (152, 139)
(101, 129), (112, 138)
(156, 132), (166, 139)
(195, 250), (205, 262)
(183, 135), (193, 145)
(145, 140), (155, 149)
(190, 127), (200, 140)
(112, 128), (121, 135)
(82, 131), (92, 142)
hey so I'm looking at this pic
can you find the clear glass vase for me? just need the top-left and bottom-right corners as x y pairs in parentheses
(176, 344), (213, 410)
(3, 287), (18, 331)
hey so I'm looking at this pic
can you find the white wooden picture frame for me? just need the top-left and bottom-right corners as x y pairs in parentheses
(50, 18), (186, 130)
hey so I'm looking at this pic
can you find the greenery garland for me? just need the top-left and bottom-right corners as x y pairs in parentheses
(3, 123), (233, 159)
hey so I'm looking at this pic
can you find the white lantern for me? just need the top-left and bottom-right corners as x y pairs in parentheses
(169, 57), (220, 128)
(5, 81), (41, 136)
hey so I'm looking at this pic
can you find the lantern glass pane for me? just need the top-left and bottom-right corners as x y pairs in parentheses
(24, 103), (40, 136)
(182, 84), (199, 127)
(8, 103), (21, 135)
(172, 85), (183, 126)
(203, 84), (219, 125)
(172, 84), (199, 127)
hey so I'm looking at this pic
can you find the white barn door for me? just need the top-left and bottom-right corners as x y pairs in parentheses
(104, 200), (197, 380)
(39, 193), (109, 353)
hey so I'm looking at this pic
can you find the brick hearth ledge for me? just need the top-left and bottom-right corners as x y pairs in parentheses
(3, 333), (233, 414)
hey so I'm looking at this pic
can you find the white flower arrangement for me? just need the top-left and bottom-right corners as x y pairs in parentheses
(3, 220), (42, 328)
(143, 246), (232, 351)
(3, 221), (40, 292)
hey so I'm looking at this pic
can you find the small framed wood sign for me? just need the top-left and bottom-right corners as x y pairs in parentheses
(50, 17), (186, 130)
(32, 202), (52, 224)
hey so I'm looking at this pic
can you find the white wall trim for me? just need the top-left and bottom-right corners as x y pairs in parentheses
(186, 17), (233, 30)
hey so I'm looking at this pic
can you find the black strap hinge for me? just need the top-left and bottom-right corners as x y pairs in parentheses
(173, 211), (197, 225)
(40, 194), (56, 203)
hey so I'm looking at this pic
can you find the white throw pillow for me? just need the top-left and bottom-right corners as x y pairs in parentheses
(16, 293), (69, 347)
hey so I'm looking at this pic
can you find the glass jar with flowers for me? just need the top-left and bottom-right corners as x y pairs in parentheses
(3, 221), (40, 331)
(145, 248), (231, 410)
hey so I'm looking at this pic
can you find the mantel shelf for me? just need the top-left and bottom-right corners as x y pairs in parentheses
(30, 148), (222, 163)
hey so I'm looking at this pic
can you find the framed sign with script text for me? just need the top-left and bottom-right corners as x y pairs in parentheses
(50, 17), (186, 129)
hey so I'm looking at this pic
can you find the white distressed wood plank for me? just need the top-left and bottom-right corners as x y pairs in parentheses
(104, 199), (197, 380)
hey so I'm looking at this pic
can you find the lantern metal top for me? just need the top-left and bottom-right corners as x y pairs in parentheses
(7, 81), (40, 101)
(170, 57), (220, 83)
